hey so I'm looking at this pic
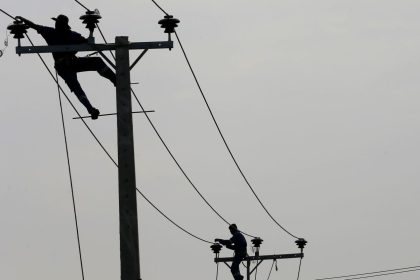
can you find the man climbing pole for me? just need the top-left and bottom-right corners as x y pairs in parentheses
(215, 224), (247, 280)
(15, 14), (116, 119)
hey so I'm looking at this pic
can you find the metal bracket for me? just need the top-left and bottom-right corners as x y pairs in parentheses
(130, 49), (148, 70)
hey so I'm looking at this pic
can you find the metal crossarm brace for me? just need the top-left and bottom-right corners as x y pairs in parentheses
(130, 49), (148, 70)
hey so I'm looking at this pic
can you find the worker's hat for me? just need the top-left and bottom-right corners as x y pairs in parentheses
(52, 14), (71, 30)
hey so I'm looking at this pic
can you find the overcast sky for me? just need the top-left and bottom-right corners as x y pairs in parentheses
(1, 1), (420, 280)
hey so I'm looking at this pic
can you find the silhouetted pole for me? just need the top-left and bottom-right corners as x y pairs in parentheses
(9, 15), (175, 280)
(116, 36), (140, 280)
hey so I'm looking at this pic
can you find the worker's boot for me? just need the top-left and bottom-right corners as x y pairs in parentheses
(88, 107), (100, 120)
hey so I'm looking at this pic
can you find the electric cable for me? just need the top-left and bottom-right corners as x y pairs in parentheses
(21, 29), (212, 247)
(215, 262), (220, 280)
(149, 0), (169, 16)
(55, 70), (85, 280)
(266, 260), (275, 280)
(296, 258), (303, 280)
(174, 30), (300, 239)
(32, 41), (213, 246)
(0, 8), (15, 20)
(142, 0), (304, 240)
(342, 268), (420, 280)
(74, 0), (90, 12)
(77, 0), (258, 238)
(315, 265), (420, 280)
(136, 188), (213, 244)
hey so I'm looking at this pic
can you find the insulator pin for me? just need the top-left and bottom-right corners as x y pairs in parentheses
(251, 237), (263, 256)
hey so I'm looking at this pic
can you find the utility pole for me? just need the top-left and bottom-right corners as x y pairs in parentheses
(8, 11), (179, 280)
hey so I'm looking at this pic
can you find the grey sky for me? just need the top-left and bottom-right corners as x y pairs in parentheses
(1, 1), (419, 280)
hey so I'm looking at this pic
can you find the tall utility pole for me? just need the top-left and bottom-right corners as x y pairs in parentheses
(9, 11), (179, 280)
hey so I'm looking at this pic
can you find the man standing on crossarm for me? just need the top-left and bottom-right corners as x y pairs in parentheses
(215, 224), (247, 280)
(16, 14), (116, 119)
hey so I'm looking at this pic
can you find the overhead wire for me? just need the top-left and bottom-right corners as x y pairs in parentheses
(342, 268), (420, 280)
(0, 8), (15, 20)
(55, 70), (85, 280)
(77, 0), (258, 238)
(173, 30), (300, 240)
(296, 258), (303, 280)
(315, 265), (420, 280)
(6, 17), (212, 247)
(149, 0), (169, 16)
(266, 260), (276, 280)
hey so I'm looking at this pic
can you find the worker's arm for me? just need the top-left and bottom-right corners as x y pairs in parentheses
(215, 238), (234, 250)
(15, 16), (39, 29)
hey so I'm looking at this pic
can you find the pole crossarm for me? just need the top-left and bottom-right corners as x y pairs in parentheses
(214, 253), (303, 263)
(16, 41), (173, 55)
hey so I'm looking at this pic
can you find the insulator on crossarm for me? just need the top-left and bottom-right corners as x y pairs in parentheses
(80, 9), (101, 42)
(295, 238), (307, 253)
(7, 20), (28, 49)
(158, 15), (180, 45)
(210, 243), (223, 258)
(251, 237), (263, 256)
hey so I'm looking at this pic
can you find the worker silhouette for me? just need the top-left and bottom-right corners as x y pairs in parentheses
(215, 224), (247, 280)
(16, 15), (116, 119)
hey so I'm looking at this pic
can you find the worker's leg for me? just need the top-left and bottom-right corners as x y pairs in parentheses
(56, 69), (99, 118)
(73, 57), (116, 86)
(230, 255), (244, 280)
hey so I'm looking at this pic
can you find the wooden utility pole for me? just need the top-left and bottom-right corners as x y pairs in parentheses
(14, 31), (173, 280)
(116, 36), (140, 280)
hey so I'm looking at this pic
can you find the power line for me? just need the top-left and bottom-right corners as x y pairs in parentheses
(174, 30), (300, 240)
(23, 31), (213, 247)
(296, 258), (303, 280)
(136, 188), (213, 244)
(150, 0), (169, 16)
(55, 71), (85, 280)
(0, 8), (15, 20)
(316, 265), (420, 280)
(82, 1), (258, 239)
(343, 268), (420, 280)
(74, 0), (90, 11)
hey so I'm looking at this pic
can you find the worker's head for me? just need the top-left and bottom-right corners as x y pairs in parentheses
(229, 224), (238, 234)
(52, 14), (71, 31)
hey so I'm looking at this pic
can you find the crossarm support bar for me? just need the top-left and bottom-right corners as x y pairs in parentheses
(16, 41), (173, 55)
(215, 253), (303, 263)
